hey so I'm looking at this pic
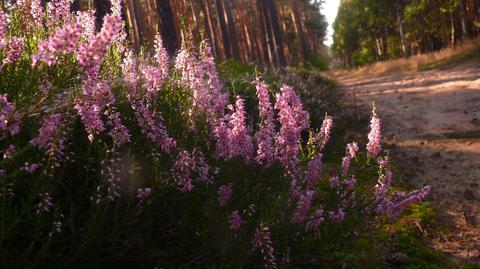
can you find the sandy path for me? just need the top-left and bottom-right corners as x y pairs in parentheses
(337, 64), (480, 261)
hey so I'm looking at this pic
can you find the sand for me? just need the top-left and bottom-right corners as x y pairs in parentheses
(337, 63), (480, 261)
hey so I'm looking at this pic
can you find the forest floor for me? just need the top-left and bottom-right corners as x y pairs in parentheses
(336, 63), (480, 263)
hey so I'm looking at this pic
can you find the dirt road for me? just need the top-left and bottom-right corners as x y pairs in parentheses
(337, 64), (480, 261)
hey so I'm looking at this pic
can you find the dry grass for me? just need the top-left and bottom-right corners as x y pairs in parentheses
(329, 38), (480, 78)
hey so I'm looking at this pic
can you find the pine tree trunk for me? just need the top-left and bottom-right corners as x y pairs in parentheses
(215, 0), (231, 59)
(264, 0), (287, 66)
(156, 0), (179, 55)
(225, 0), (240, 59)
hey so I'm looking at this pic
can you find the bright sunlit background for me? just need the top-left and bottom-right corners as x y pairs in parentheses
(322, 0), (340, 46)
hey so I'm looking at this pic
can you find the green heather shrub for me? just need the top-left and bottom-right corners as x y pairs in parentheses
(0, 2), (431, 268)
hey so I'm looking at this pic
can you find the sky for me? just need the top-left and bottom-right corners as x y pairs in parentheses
(321, 0), (341, 46)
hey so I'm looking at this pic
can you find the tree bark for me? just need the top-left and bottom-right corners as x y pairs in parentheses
(156, 0), (179, 55)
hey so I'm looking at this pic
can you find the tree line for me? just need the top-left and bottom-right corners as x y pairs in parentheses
(72, 0), (327, 67)
(332, 0), (480, 67)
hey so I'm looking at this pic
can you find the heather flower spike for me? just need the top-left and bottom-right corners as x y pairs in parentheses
(254, 79), (275, 166)
(367, 102), (382, 158)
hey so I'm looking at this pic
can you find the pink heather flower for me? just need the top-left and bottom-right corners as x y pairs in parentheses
(341, 155), (351, 177)
(306, 208), (324, 231)
(37, 192), (53, 213)
(228, 210), (243, 230)
(254, 79), (275, 166)
(110, 0), (123, 16)
(194, 149), (210, 183)
(377, 156), (389, 170)
(133, 100), (176, 153)
(171, 149), (195, 192)
(121, 50), (138, 97)
(3, 144), (15, 160)
(23, 162), (40, 174)
(345, 175), (356, 189)
(50, 216), (64, 236)
(253, 226), (277, 269)
(0, 94), (21, 136)
(367, 106), (382, 158)
(74, 80), (110, 141)
(101, 155), (123, 200)
(227, 97), (254, 160)
(329, 176), (340, 188)
(154, 33), (169, 80)
(174, 46), (196, 87)
(217, 183), (233, 207)
(76, 10), (96, 38)
(33, 23), (83, 66)
(136, 187), (152, 200)
(76, 14), (122, 77)
(213, 119), (230, 159)
(30, 114), (62, 149)
(141, 64), (164, 98)
(328, 208), (345, 223)
(0, 11), (7, 47)
(306, 153), (322, 187)
(199, 40), (222, 92)
(30, 0), (44, 27)
(275, 85), (309, 173)
(347, 142), (359, 158)
(106, 111), (130, 146)
(291, 190), (315, 224)
(171, 149), (209, 190)
(47, 0), (74, 27)
(3, 37), (24, 66)
(175, 42), (227, 126)
(316, 115), (333, 151)
(388, 186), (431, 219)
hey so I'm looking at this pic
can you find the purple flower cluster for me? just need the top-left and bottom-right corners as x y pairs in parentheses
(74, 80), (110, 141)
(23, 162), (40, 174)
(367, 106), (382, 158)
(306, 208), (325, 231)
(136, 187), (152, 200)
(32, 23), (82, 66)
(291, 190), (315, 224)
(47, 0), (73, 27)
(228, 210), (243, 230)
(101, 155), (123, 201)
(30, 114), (62, 149)
(76, 11), (96, 38)
(175, 42), (227, 126)
(133, 100), (175, 153)
(30, 0), (44, 27)
(2, 37), (23, 66)
(0, 11), (7, 46)
(171, 149), (211, 192)
(218, 183), (233, 207)
(275, 85), (309, 172)
(228, 97), (254, 160)
(141, 64), (164, 97)
(121, 50), (138, 95)
(37, 192), (53, 213)
(154, 33), (169, 80)
(328, 208), (346, 223)
(253, 226), (277, 269)
(0, 94), (20, 136)
(2, 144), (15, 160)
(305, 153), (322, 187)
(254, 80), (275, 166)
(106, 110), (131, 146)
(341, 142), (358, 177)
(316, 115), (333, 151)
(76, 14), (121, 77)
